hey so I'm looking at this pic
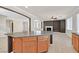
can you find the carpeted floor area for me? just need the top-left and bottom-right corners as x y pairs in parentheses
(48, 32), (76, 53)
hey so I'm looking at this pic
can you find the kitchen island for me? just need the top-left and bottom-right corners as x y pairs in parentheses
(7, 31), (53, 53)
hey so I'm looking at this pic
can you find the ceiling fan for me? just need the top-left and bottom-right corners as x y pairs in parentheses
(51, 16), (57, 20)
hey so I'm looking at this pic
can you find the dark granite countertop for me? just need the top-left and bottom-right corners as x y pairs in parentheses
(6, 31), (53, 37)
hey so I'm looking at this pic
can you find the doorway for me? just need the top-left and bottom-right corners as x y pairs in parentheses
(6, 20), (13, 33)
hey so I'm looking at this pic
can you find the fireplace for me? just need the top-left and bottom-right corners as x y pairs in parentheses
(47, 28), (51, 31)
(45, 26), (53, 31)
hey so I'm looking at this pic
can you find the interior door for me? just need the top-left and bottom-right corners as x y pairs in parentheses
(53, 21), (60, 32)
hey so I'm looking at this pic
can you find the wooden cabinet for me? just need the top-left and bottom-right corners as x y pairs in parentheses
(53, 21), (60, 32)
(72, 33), (79, 52)
(60, 20), (65, 33)
(23, 37), (37, 53)
(13, 35), (50, 53)
(13, 37), (22, 53)
(38, 36), (49, 52)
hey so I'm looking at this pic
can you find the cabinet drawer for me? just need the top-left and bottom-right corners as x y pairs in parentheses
(38, 36), (49, 41)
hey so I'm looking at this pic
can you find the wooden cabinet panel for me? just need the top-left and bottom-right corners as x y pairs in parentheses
(13, 38), (22, 53)
(53, 21), (60, 32)
(72, 34), (76, 46)
(60, 20), (65, 33)
(72, 34), (79, 52)
(74, 35), (79, 51)
(38, 36), (49, 52)
(13, 35), (50, 53)
(23, 37), (37, 53)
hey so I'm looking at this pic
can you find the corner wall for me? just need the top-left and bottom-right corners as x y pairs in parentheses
(66, 9), (78, 38)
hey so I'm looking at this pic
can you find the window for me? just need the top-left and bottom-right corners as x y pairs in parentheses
(34, 20), (41, 30)
(66, 17), (72, 30)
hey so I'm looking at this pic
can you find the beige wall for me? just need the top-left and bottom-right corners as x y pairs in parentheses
(66, 8), (79, 38)
(0, 15), (7, 33)
(12, 18), (29, 33)
(0, 36), (8, 53)
(0, 15), (8, 53)
(13, 20), (23, 32)
(72, 13), (77, 33)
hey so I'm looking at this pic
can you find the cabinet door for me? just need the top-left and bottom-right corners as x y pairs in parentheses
(72, 34), (76, 45)
(23, 37), (37, 53)
(53, 21), (60, 32)
(13, 38), (22, 53)
(72, 34), (79, 52)
(60, 20), (65, 33)
(74, 35), (79, 51)
(38, 36), (49, 53)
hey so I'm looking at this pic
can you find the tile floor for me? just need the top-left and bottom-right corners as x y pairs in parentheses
(48, 32), (76, 53)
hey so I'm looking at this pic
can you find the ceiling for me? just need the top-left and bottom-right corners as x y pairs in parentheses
(18, 6), (79, 20)
(0, 6), (79, 21)
(0, 7), (29, 21)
